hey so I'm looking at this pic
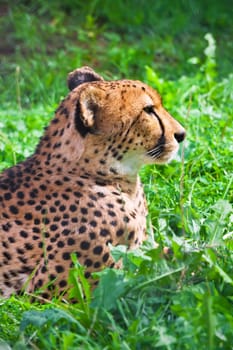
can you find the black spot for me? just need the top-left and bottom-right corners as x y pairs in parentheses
(50, 207), (57, 213)
(97, 192), (105, 198)
(59, 205), (66, 212)
(74, 191), (83, 198)
(62, 229), (70, 236)
(67, 238), (75, 245)
(55, 180), (63, 186)
(116, 228), (124, 237)
(89, 232), (96, 240)
(87, 202), (95, 208)
(79, 226), (87, 234)
(110, 220), (117, 226)
(50, 224), (58, 231)
(75, 251), (82, 258)
(8, 236), (15, 243)
(9, 205), (19, 215)
(95, 180), (107, 186)
(70, 204), (77, 212)
(29, 189), (38, 198)
(25, 243), (33, 250)
(49, 274), (56, 282)
(107, 203), (114, 208)
(116, 198), (123, 204)
(90, 220), (97, 227)
(36, 279), (43, 288)
(18, 256), (27, 264)
(94, 210), (102, 217)
(2, 241), (9, 248)
(84, 272), (91, 279)
(94, 261), (101, 268)
(62, 193), (69, 200)
(61, 220), (69, 226)
(84, 258), (93, 267)
(4, 192), (12, 200)
(24, 213), (33, 220)
(16, 247), (24, 254)
(89, 194), (97, 201)
(57, 240), (65, 248)
(81, 207), (88, 215)
(62, 252), (70, 260)
(71, 217), (78, 223)
(80, 241), (90, 250)
(3, 251), (11, 260)
(41, 292), (50, 299)
(38, 242), (43, 248)
(123, 216), (130, 223)
(33, 227), (40, 233)
(59, 280), (67, 288)
(43, 217), (50, 225)
(51, 117), (59, 124)
(17, 191), (24, 199)
(55, 265), (64, 273)
(20, 230), (28, 238)
(97, 170), (107, 177)
(93, 246), (103, 255)
(2, 223), (10, 232)
(102, 253), (109, 263)
(39, 184), (47, 191)
(100, 228), (110, 237)
(28, 200), (36, 205)
(32, 235), (39, 240)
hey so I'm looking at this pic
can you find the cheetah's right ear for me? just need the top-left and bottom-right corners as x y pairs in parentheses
(67, 66), (104, 91)
(75, 85), (104, 137)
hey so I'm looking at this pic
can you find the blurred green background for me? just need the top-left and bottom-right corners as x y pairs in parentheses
(0, 0), (232, 108)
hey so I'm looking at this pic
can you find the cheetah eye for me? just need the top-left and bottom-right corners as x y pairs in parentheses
(143, 106), (155, 115)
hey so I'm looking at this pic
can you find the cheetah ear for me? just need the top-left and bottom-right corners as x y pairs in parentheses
(75, 86), (103, 137)
(67, 66), (104, 91)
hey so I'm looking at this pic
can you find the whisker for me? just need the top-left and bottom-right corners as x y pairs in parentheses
(148, 150), (161, 157)
(147, 145), (163, 156)
(146, 148), (163, 159)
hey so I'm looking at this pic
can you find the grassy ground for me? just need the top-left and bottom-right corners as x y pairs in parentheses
(0, 1), (232, 349)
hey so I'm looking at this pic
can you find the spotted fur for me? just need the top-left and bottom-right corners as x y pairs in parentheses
(0, 66), (185, 299)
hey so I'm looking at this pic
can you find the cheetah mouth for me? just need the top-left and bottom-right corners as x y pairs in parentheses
(147, 142), (179, 163)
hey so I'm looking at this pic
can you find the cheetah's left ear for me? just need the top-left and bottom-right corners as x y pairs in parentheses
(67, 66), (104, 91)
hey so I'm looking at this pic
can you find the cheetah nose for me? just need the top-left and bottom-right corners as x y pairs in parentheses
(174, 131), (186, 143)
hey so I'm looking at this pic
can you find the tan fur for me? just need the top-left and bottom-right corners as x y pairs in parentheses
(0, 67), (185, 299)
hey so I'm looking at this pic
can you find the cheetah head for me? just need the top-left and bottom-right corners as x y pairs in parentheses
(40, 67), (185, 178)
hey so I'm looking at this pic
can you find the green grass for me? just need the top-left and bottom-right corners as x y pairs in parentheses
(0, 1), (232, 349)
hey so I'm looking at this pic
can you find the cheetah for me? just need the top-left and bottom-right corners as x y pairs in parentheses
(0, 66), (185, 299)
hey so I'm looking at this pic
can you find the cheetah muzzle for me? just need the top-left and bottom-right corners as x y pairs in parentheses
(0, 66), (185, 299)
